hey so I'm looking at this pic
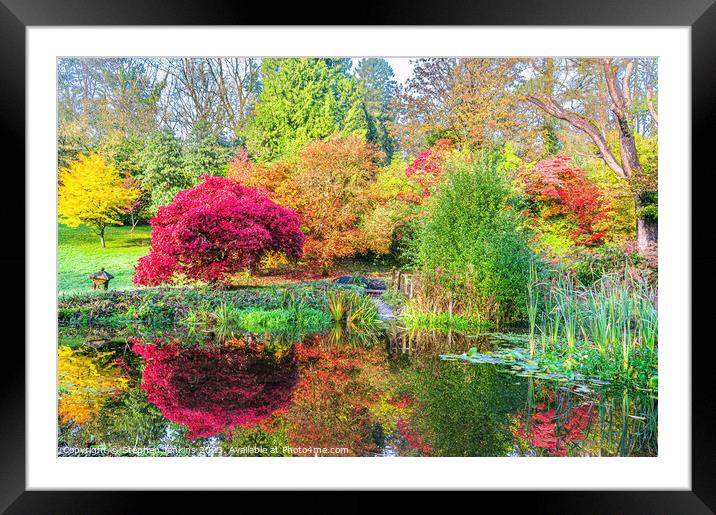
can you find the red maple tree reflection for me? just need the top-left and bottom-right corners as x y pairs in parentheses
(131, 338), (299, 439)
(514, 401), (594, 456)
(396, 417), (433, 455)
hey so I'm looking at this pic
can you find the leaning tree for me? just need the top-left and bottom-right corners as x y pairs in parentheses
(526, 58), (658, 253)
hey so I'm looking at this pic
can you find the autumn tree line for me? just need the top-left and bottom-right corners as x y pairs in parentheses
(58, 57), (658, 276)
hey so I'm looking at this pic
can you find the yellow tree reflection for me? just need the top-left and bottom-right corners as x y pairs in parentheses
(58, 346), (130, 425)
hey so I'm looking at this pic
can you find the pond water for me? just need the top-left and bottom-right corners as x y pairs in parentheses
(57, 324), (657, 457)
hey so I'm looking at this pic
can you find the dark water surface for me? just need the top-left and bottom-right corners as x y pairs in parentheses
(57, 324), (657, 457)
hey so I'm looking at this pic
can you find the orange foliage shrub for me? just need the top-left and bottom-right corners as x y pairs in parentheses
(228, 136), (385, 275)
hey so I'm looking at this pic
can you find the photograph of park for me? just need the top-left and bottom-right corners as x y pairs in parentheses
(57, 56), (658, 458)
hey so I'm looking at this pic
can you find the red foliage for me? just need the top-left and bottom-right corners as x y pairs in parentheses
(396, 417), (433, 455)
(131, 338), (299, 439)
(513, 402), (593, 456)
(519, 155), (611, 246)
(133, 175), (305, 285)
(388, 393), (416, 410)
(397, 138), (453, 205)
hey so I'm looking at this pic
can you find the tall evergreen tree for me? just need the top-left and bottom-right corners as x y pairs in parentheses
(355, 58), (398, 161)
(139, 128), (190, 213)
(183, 121), (233, 178)
(248, 58), (373, 161)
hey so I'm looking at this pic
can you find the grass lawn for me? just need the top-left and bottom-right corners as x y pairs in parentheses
(58, 224), (151, 295)
(58, 223), (394, 296)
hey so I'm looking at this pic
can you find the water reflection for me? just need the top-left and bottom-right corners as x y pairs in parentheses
(512, 378), (657, 457)
(386, 326), (493, 357)
(57, 325), (657, 457)
(398, 359), (526, 456)
(58, 346), (130, 425)
(132, 337), (299, 439)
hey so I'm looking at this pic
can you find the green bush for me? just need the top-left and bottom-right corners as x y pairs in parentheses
(410, 155), (533, 325)
(567, 245), (646, 286)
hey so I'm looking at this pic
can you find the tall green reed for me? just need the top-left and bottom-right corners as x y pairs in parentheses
(553, 272), (579, 354)
(535, 265), (657, 368)
(327, 288), (378, 327)
(526, 260), (539, 356)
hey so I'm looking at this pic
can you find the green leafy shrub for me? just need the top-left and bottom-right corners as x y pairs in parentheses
(409, 155), (533, 325)
(566, 243), (655, 287)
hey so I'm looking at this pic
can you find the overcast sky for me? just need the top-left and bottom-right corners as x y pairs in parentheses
(351, 57), (415, 85)
(384, 58), (414, 85)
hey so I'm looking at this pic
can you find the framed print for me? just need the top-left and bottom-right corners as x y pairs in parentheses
(3, 0), (714, 512)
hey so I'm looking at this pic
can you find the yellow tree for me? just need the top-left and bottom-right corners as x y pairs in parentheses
(58, 152), (139, 247)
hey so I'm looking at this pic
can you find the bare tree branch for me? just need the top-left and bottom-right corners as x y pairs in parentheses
(601, 58), (644, 179)
(525, 93), (627, 179)
(621, 59), (635, 114)
(646, 85), (658, 124)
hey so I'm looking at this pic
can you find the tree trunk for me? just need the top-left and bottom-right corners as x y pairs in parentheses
(634, 194), (659, 256)
(99, 226), (106, 248)
(635, 194), (657, 253)
(636, 217), (657, 253)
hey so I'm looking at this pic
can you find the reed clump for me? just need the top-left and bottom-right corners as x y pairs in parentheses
(326, 288), (379, 327)
(527, 265), (657, 381)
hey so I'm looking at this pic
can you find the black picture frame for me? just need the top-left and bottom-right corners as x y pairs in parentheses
(2, 1), (713, 512)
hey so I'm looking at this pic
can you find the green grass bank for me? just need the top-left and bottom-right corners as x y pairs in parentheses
(58, 224), (151, 294)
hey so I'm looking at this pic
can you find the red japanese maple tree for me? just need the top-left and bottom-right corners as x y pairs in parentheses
(397, 138), (453, 205)
(133, 175), (305, 286)
(519, 154), (611, 247)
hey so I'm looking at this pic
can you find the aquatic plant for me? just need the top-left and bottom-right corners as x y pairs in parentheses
(553, 272), (579, 354)
(181, 303), (331, 333)
(538, 295), (562, 351)
(530, 265), (658, 384)
(327, 289), (347, 322)
(402, 305), (489, 331)
(583, 280), (612, 357)
(215, 302), (234, 328)
(327, 289), (379, 327)
(345, 291), (379, 327)
(526, 260), (539, 356)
